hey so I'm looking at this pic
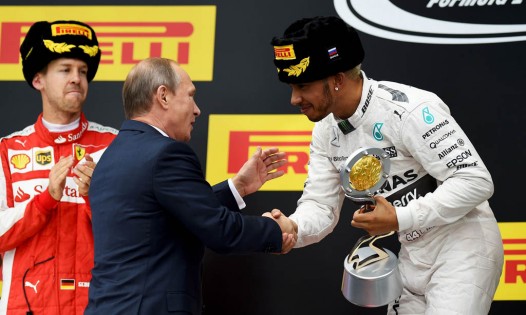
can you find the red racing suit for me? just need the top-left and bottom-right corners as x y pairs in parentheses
(0, 113), (117, 315)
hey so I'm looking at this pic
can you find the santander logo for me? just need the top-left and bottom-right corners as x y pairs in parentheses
(334, 0), (526, 44)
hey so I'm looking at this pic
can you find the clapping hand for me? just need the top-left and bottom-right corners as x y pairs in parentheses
(48, 156), (74, 201)
(72, 154), (96, 196)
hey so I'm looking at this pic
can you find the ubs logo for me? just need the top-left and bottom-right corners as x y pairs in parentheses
(383, 146), (398, 158)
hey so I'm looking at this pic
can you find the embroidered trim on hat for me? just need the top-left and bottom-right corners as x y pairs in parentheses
(283, 57), (310, 77)
(78, 45), (99, 57)
(24, 47), (34, 60)
(43, 40), (75, 53)
(274, 44), (296, 60)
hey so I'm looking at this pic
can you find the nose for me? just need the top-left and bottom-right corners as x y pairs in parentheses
(70, 69), (81, 84)
(290, 88), (302, 106)
(194, 103), (201, 117)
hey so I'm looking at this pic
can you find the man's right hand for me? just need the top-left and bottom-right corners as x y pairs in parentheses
(48, 156), (74, 201)
(262, 209), (298, 254)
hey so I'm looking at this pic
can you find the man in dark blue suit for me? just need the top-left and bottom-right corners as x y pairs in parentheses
(85, 57), (297, 315)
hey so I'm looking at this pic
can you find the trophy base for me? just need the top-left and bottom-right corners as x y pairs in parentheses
(341, 247), (402, 308)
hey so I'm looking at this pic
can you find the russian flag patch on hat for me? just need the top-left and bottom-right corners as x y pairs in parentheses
(328, 47), (339, 59)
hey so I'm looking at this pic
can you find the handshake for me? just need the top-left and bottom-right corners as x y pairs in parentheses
(262, 209), (298, 254)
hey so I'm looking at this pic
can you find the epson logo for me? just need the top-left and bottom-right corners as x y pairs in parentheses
(429, 129), (456, 148)
(335, 0), (526, 44)
(446, 149), (472, 168)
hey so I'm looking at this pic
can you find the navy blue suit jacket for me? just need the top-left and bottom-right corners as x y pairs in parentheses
(85, 120), (282, 315)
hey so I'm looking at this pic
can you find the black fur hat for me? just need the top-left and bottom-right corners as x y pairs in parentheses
(271, 16), (364, 84)
(20, 20), (101, 88)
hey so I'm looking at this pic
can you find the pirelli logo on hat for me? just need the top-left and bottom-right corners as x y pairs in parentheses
(274, 44), (296, 60)
(52, 23), (92, 39)
(206, 115), (314, 191)
(0, 6), (216, 81)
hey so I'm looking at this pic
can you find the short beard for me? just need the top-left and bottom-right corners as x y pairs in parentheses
(313, 79), (333, 121)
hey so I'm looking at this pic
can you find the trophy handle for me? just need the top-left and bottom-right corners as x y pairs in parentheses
(347, 231), (395, 270)
(344, 194), (376, 212)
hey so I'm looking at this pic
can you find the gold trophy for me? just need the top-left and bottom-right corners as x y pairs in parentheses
(339, 147), (402, 307)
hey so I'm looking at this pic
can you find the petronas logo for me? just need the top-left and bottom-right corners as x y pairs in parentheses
(422, 107), (434, 124)
(373, 122), (384, 141)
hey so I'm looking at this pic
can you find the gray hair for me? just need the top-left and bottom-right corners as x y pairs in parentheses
(122, 57), (181, 119)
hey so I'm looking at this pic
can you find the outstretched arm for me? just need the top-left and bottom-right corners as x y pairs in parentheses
(232, 146), (287, 197)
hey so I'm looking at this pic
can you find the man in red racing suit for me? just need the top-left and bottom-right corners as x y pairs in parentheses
(0, 20), (117, 315)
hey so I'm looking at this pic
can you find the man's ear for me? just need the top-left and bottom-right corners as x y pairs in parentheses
(333, 72), (346, 90)
(156, 85), (169, 108)
(32, 73), (43, 90)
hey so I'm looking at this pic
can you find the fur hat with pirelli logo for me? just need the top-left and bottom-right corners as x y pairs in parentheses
(20, 20), (101, 88)
(271, 16), (364, 84)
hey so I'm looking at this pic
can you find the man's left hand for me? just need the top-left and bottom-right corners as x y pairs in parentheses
(232, 146), (287, 197)
(73, 153), (96, 196)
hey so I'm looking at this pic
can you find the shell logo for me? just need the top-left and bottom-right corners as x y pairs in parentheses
(10, 154), (30, 170)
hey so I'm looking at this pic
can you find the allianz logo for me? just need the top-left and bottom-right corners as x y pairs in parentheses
(335, 0), (526, 44)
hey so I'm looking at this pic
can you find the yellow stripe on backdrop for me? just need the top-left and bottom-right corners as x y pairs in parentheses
(206, 114), (314, 191)
(494, 222), (526, 300)
(0, 6), (216, 81)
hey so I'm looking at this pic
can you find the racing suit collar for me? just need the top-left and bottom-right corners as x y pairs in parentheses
(35, 112), (89, 145)
(334, 71), (376, 132)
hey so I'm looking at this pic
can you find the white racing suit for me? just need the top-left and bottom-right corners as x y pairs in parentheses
(290, 72), (504, 314)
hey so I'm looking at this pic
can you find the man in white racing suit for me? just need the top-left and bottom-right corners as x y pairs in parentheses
(269, 16), (504, 314)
